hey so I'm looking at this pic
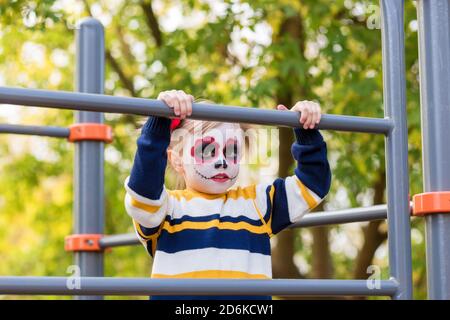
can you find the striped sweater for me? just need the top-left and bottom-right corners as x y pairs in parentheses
(124, 116), (331, 300)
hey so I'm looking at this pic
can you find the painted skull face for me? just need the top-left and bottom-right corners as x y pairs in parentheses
(182, 122), (242, 194)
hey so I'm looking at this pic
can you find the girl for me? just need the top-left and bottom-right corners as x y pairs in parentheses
(124, 90), (331, 300)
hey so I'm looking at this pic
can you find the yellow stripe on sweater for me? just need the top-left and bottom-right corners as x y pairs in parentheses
(295, 177), (318, 209)
(130, 197), (161, 213)
(168, 185), (257, 201)
(152, 270), (269, 279)
(161, 219), (268, 234)
(267, 185), (274, 233)
(251, 198), (273, 237)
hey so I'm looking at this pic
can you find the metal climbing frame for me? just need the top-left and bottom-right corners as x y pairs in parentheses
(0, 0), (445, 299)
(415, 0), (450, 300)
(72, 18), (105, 300)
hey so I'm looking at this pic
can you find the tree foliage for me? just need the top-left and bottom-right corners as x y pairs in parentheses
(0, 0), (425, 299)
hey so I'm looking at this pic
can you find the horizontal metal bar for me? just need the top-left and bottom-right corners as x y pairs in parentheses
(0, 123), (69, 138)
(99, 233), (140, 248)
(290, 204), (389, 228)
(100, 205), (392, 249)
(0, 277), (398, 296)
(0, 86), (393, 134)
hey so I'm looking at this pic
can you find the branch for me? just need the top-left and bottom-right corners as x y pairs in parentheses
(105, 50), (137, 96)
(351, 170), (388, 299)
(115, 14), (137, 65)
(140, 0), (163, 47)
(81, 0), (137, 97)
(271, 11), (309, 296)
(310, 203), (333, 279)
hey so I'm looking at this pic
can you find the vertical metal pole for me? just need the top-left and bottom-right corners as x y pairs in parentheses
(380, 0), (413, 299)
(417, 0), (450, 300)
(74, 18), (105, 300)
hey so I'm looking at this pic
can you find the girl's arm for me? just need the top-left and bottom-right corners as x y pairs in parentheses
(255, 102), (332, 235)
(124, 116), (172, 253)
(124, 90), (193, 256)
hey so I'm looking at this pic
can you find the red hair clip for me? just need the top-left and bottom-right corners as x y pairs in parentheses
(170, 118), (182, 132)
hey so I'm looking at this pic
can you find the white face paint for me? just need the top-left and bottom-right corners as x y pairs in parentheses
(181, 123), (242, 194)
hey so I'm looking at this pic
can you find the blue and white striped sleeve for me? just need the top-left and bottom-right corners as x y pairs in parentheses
(124, 116), (173, 255)
(255, 128), (332, 236)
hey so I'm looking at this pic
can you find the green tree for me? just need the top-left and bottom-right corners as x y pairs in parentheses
(0, 0), (426, 299)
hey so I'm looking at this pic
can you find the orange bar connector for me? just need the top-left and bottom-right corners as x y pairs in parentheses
(65, 234), (103, 252)
(68, 123), (113, 143)
(413, 192), (450, 216)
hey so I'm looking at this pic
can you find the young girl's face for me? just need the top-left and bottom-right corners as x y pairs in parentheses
(181, 122), (242, 194)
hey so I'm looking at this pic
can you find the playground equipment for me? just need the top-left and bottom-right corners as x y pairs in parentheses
(0, 0), (449, 300)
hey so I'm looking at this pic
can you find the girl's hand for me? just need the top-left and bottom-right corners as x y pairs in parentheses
(157, 90), (194, 120)
(277, 101), (322, 129)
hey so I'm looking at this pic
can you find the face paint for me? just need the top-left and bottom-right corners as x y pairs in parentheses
(190, 136), (220, 164)
(182, 123), (242, 194)
(224, 138), (238, 164)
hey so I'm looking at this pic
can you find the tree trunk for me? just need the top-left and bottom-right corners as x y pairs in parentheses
(271, 11), (333, 301)
(351, 170), (388, 299)
(271, 8), (307, 284)
(310, 205), (333, 279)
(271, 229), (303, 279)
(309, 202), (338, 300)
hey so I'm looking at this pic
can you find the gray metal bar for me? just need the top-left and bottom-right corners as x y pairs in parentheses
(73, 17), (105, 300)
(0, 277), (398, 296)
(291, 204), (389, 228)
(0, 123), (69, 138)
(0, 87), (393, 134)
(100, 204), (392, 249)
(99, 233), (140, 248)
(380, 0), (412, 300)
(417, 0), (450, 300)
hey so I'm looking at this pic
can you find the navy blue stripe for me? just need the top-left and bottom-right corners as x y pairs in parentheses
(292, 130), (331, 198)
(156, 228), (270, 255)
(264, 185), (272, 223)
(138, 224), (161, 236)
(270, 178), (291, 235)
(165, 213), (265, 227)
(138, 214), (266, 237)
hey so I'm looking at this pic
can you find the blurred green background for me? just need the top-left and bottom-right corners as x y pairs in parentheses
(0, 0), (425, 299)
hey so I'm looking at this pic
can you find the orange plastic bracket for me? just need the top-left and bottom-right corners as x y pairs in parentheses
(65, 234), (103, 252)
(413, 192), (450, 216)
(68, 123), (113, 143)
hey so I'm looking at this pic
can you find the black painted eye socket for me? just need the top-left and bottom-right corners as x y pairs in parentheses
(202, 142), (216, 159)
(193, 142), (218, 162)
(224, 142), (238, 162)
